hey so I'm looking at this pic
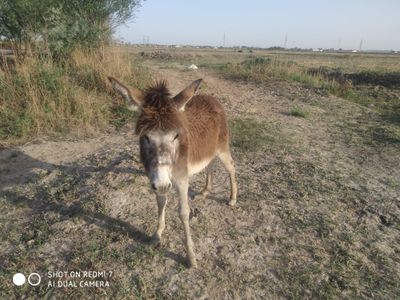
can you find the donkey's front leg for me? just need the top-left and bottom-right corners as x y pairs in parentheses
(150, 195), (168, 246)
(176, 178), (197, 267)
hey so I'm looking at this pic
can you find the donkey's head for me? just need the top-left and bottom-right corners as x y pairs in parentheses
(108, 77), (202, 194)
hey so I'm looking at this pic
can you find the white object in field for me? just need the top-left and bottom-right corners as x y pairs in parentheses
(188, 64), (198, 70)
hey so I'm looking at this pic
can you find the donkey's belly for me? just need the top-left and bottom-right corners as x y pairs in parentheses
(188, 158), (212, 175)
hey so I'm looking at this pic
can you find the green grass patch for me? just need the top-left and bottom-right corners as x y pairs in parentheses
(289, 107), (308, 118)
(229, 117), (291, 154)
(109, 104), (138, 130)
(369, 125), (400, 144)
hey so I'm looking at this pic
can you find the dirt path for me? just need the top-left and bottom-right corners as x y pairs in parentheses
(1, 61), (399, 299)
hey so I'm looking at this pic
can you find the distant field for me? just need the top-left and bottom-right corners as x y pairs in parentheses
(132, 46), (400, 72)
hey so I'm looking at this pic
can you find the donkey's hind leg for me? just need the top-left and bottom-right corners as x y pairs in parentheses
(218, 150), (237, 206)
(200, 166), (213, 198)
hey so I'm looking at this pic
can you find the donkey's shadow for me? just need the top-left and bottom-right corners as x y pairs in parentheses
(0, 149), (187, 266)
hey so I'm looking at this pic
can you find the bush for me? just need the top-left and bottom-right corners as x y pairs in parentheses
(0, 0), (143, 59)
(348, 71), (400, 88)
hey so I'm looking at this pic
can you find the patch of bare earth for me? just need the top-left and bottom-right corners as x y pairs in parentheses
(1, 61), (399, 299)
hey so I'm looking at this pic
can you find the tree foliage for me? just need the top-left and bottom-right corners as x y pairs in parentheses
(0, 0), (142, 58)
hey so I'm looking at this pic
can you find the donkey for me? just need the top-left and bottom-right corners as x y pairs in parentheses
(108, 76), (237, 267)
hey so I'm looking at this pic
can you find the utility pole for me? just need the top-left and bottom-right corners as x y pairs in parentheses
(223, 32), (226, 47)
(284, 33), (287, 48)
(359, 39), (363, 51)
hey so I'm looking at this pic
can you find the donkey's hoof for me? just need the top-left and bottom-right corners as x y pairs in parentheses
(187, 257), (197, 268)
(201, 190), (210, 198)
(149, 235), (161, 247)
(228, 199), (237, 206)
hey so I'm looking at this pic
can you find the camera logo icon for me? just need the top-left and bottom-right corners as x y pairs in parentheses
(13, 273), (41, 286)
(12, 273), (26, 286)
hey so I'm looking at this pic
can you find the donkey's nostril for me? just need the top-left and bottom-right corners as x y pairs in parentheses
(168, 183), (172, 190)
(151, 183), (157, 191)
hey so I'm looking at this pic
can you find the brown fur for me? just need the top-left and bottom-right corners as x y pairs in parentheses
(184, 95), (229, 164)
(136, 81), (229, 168)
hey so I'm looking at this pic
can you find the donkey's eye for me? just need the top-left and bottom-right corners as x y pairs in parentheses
(173, 134), (179, 141)
(144, 135), (150, 142)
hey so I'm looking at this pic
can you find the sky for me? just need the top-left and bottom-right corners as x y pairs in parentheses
(115, 0), (400, 50)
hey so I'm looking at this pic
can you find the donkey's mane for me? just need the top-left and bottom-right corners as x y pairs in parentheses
(144, 80), (171, 108)
(136, 80), (183, 136)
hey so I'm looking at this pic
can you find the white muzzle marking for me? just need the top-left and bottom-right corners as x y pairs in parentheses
(151, 165), (172, 194)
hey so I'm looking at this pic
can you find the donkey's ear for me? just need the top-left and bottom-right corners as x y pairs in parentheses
(108, 76), (144, 109)
(173, 79), (202, 111)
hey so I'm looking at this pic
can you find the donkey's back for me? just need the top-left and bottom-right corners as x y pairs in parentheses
(184, 94), (230, 175)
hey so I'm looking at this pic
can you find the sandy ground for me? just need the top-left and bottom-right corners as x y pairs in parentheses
(1, 61), (399, 299)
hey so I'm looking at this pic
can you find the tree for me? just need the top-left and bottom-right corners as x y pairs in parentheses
(0, 0), (50, 51)
(0, 0), (143, 58)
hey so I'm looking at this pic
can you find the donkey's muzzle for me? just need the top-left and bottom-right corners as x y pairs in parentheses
(150, 165), (172, 194)
(151, 182), (172, 194)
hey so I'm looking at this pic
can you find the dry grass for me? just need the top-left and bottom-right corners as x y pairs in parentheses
(0, 46), (151, 145)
